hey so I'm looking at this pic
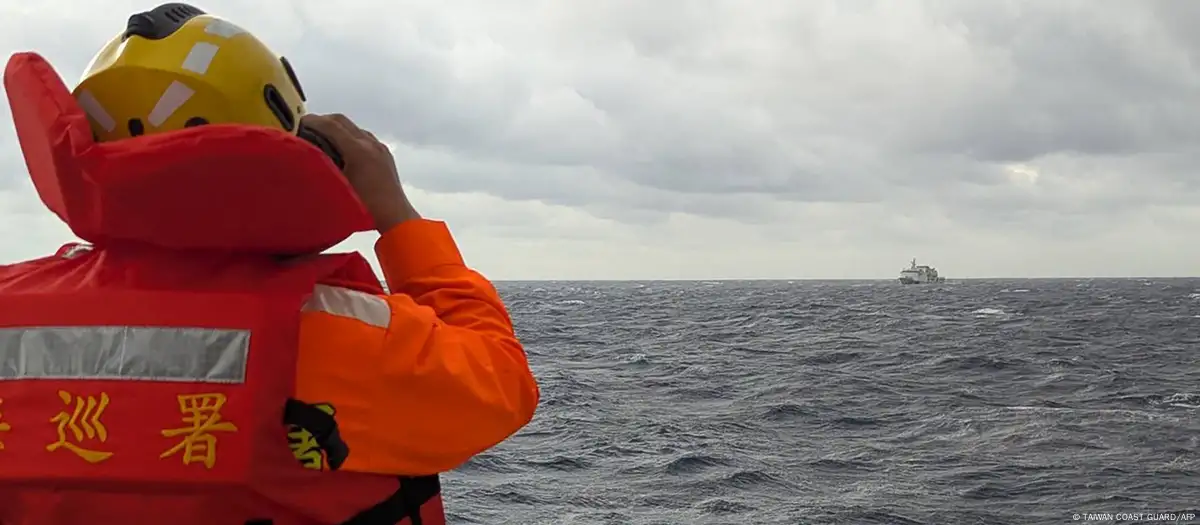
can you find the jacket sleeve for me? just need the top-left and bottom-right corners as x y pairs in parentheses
(294, 219), (539, 475)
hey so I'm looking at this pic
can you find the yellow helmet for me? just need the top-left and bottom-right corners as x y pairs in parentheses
(74, 3), (308, 142)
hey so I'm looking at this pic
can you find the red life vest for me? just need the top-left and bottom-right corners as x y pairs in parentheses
(0, 52), (446, 525)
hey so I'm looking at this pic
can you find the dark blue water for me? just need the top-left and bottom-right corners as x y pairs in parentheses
(443, 279), (1200, 525)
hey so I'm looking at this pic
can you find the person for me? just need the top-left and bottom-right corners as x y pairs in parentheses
(0, 3), (538, 525)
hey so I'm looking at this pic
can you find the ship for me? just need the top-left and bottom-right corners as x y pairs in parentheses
(898, 258), (945, 284)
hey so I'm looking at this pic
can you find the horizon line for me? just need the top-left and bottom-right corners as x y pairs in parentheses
(488, 276), (1200, 282)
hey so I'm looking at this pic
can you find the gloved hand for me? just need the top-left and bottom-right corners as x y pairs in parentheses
(301, 113), (421, 233)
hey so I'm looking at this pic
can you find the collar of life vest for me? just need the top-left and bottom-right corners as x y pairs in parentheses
(3, 52), (374, 255)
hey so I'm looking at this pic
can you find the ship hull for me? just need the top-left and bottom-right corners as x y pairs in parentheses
(898, 277), (945, 284)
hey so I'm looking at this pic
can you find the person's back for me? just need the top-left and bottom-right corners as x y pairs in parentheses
(0, 4), (538, 524)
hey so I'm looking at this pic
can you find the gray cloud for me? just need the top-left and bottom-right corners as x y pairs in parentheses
(286, 1), (1200, 225)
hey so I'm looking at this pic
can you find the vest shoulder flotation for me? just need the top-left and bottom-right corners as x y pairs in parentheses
(4, 51), (372, 254)
(0, 247), (444, 525)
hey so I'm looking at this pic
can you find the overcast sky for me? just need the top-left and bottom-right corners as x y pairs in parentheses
(1, 1), (1198, 279)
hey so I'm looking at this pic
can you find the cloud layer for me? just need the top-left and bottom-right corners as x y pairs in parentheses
(1, 0), (1198, 278)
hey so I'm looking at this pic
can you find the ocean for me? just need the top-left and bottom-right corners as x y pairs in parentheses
(441, 279), (1199, 525)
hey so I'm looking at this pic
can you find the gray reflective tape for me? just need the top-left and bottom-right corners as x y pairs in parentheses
(302, 285), (390, 328)
(0, 326), (249, 383)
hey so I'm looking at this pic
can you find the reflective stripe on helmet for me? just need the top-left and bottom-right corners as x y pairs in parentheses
(76, 90), (117, 132)
(147, 81), (195, 127)
(204, 19), (245, 38)
(147, 19), (252, 127)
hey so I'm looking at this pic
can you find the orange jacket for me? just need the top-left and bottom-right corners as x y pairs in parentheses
(294, 219), (539, 475)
